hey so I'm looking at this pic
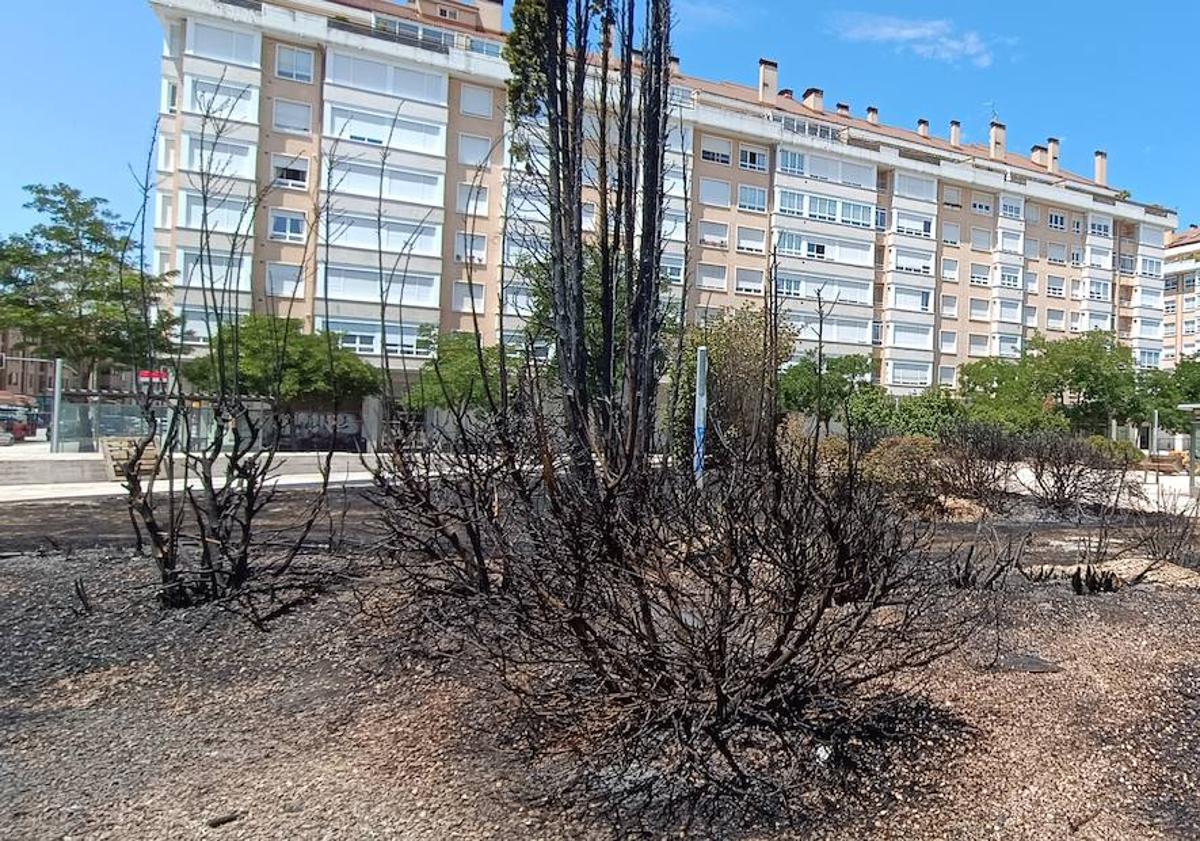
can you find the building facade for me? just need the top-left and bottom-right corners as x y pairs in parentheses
(1162, 227), (1200, 368)
(149, 0), (1177, 393)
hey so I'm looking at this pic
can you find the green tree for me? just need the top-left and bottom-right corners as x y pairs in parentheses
(778, 352), (871, 431)
(502, 0), (548, 119)
(1028, 331), (1138, 432)
(0, 183), (175, 387)
(409, 330), (511, 410)
(182, 315), (379, 405)
(1136, 367), (1187, 433)
(958, 355), (1066, 432)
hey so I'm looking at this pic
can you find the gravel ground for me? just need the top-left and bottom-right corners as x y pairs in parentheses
(3, 530), (1200, 839)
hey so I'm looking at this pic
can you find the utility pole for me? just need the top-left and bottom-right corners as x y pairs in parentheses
(51, 358), (63, 453)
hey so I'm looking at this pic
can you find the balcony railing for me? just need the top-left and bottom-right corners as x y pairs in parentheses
(216, 0), (262, 10)
(328, 17), (451, 54)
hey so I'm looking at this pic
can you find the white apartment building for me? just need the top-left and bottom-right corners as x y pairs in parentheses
(1162, 227), (1200, 367)
(150, 0), (1178, 393)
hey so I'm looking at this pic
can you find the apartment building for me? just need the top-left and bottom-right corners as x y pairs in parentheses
(149, 0), (1177, 394)
(1162, 227), (1200, 367)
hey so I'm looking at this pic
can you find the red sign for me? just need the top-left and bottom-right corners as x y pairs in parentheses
(138, 369), (169, 383)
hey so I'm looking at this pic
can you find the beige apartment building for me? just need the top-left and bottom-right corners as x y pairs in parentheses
(149, 0), (1177, 394)
(1162, 227), (1200, 367)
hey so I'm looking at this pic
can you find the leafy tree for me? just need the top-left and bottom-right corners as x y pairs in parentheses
(409, 330), (511, 410)
(182, 315), (379, 405)
(1136, 367), (1187, 433)
(778, 352), (871, 431)
(673, 307), (795, 455)
(958, 355), (1066, 432)
(846, 386), (964, 437)
(0, 183), (175, 387)
(1028, 331), (1138, 432)
(502, 0), (548, 120)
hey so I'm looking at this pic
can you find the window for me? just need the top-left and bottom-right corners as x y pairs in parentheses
(999, 267), (1021, 289)
(1025, 306), (1038, 328)
(891, 324), (933, 351)
(806, 240), (828, 260)
(943, 186), (962, 207)
(942, 258), (959, 281)
(460, 84), (494, 119)
(969, 298), (989, 320)
(455, 232), (487, 264)
(778, 149), (804, 175)
(1000, 196), (1023, 219)
(1047, 242), (1067, 264)
(1140, 257), (1163, 278)
(1025, 272), (1039, 293)
(939, 366), (957, 386)
(272, 154), (308, 189)
(698, 264), (726, 290)
(659, 254), (684, 285)
(1089, 216), (1112, 238)
(456, 183), (488, 216)
(1070, 247), (1083, 266)
(739, 145), (768, 172)
(1186, 319), (1197, 336)
(699, 221), (729, 247)
(736, 226), (765, 254)
(970, 227), (992, 251)
(894, 249), (933, 275)
(1026, 204), (1040, 224)
(328, 105), (443, 153)
(328, 160), (443, 204)
(942, 222), (960, 245)
(1024, 238), (1040, 259)
(971, 194), (993, 216)
(875, 208), (889, 230)
(276, 45), (314, 83)
(893, 286), (931, 312)
(738, 184), (767, 213)
(267, 263), (304, 298)
(327, 216), (440, 255)
(328, 51), (446, 104)
(458, 134), (492, 167)
(320, 264), (437, 307)
(969, 263), (990, 285)
(189, 21), (259, 66)
(1047, 309), (1065, 330)
(189, 78), (257, 123)
(1047, 276), (1065, 297)
(1185, 295), (1196, 312)
(185, 134), (254, 179)
(940, 330), (957, 353)
(176, 249), (250, 291)
(700, 135), (731, 165)
(895, 211), (933, 238)
(269, 209), (305, 243)
(997, 300), (1022, 323)
(182, 193), (250, 234)
(889, 360), (932, 386)
(999, 230), (1022, 254)
(273, 99), (311, 134)
(840, 202), (873, 228)
(1048, 210), (1066, 231)
(1166, 299), (1177, 315)
(807, 195), (837, 222)
(735, 268), (764, 294)
(895, 173), (936, 202)
(997, 335), (1021, 358)
(969, 334), (989, 356)
(699, 178), (730, 207)
(778, 189), (804, 216)
(941, 294), (958, 318)
(1088, 247), (1111, 269)
(1072, 217), (1083, 235)
(1137, 349), (1161, 369)
(164, 80), (178, 115)
(1071, 279), (1083, 299)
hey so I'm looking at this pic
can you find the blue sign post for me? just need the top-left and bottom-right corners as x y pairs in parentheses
(693, 346), (708, 487)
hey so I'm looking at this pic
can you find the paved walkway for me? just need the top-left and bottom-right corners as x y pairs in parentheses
(0, 470), (378, 502)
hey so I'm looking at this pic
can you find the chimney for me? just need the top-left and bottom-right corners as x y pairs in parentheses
(1047, 137), (1061, 173)
(866, 105), (879, 124)
(988, 120), (1007, 159)
(1031, 145), (1048, 167)
(476, 0), (503, 32)
(949, 120), (961, 147)
(916, 118), (929, 138)
(758, 59), (777, 105)
(669, 55), (680, 74)
(779, 88), (794, 100)
(836, 102), (850, 117)
(1094, 150), (1108, 186)
(801, 87), (823, 112)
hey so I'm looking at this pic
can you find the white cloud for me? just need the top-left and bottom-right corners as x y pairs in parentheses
(831, 13), (996, 68)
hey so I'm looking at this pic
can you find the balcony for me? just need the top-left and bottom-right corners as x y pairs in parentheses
(217, 0), (261, 9)
(328, 17), (451, 55)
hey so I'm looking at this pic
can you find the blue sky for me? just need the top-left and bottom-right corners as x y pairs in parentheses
(1, 0), (1197, 235)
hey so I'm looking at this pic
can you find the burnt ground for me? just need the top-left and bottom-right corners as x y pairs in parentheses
(2, 502), (1200, 839)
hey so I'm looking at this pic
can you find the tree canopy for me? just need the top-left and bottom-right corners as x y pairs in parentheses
(778, 352), (872, 430)
(408, 330), (512, 410)
(0, 183), (175, 382)
(182, 315), (380, 405)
